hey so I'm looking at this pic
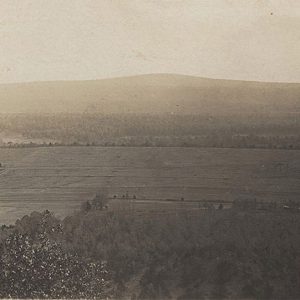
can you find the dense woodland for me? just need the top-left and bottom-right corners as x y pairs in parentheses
(1, 199), (300, 299)
(0, 113), (299, 149)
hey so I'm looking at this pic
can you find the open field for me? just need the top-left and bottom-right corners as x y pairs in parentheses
(0, 146), (300, 224)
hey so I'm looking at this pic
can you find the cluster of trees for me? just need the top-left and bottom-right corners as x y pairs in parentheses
(0, 211), (110, 299)
(62, 208), (300, 299)
(1, 201), (300, 299)
(81, 192), (109, 212)
(0, 113), (299, 149)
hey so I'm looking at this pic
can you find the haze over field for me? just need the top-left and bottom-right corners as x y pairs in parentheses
(0, 74), (299, 115)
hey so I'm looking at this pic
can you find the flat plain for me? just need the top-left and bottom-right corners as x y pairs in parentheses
(0, 146), (300, 224)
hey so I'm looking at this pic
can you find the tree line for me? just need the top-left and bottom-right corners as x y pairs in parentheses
(0, 113), (299, 149)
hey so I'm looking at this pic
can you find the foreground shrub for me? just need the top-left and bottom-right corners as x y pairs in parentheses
(1, 207), (300, 299)
(0, 211), (110, 299)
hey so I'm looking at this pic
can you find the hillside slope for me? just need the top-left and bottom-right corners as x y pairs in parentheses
(0, 74), (299, 115)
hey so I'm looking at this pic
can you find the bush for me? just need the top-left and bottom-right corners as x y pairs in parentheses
(0, 211), (110, 299)
(2, 206), (300, 299)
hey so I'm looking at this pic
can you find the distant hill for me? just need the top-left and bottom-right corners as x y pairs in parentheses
(0, 74), (299, 115)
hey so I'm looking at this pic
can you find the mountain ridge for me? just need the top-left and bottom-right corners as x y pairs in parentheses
(0, 74), (299, 115)
(1, 73), (300, 86)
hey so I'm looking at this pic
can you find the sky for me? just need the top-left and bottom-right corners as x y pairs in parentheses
(0, 0), (299, 83)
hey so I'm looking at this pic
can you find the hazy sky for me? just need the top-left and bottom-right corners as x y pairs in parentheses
(0, 0), (299, 83)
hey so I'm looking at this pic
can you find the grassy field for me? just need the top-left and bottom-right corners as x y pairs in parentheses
(0, 146), (300, 224)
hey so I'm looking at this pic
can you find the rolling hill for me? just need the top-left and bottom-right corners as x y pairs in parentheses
(0, 74), (299, 115)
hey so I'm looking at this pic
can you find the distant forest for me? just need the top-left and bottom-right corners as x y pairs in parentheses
(0, 113), (299, 149)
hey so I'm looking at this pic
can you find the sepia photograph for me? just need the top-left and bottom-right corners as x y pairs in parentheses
(0, 1), (300, 299)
